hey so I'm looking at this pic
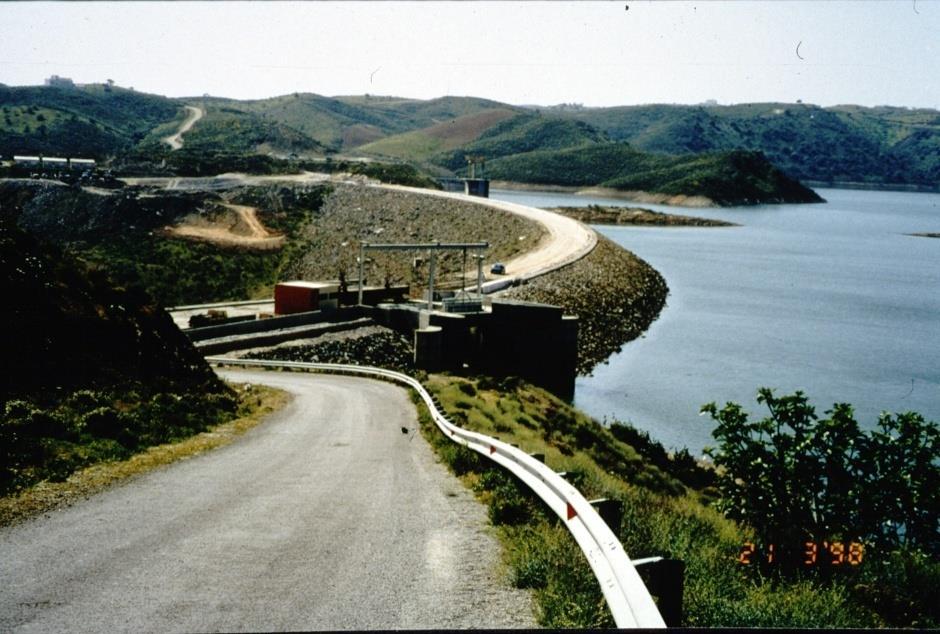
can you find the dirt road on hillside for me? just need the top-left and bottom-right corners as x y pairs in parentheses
(163, 105), (204, 151)
(165, 203), (285, 249)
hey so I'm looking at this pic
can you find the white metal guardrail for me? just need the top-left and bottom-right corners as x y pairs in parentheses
(206, 356), (666, 628)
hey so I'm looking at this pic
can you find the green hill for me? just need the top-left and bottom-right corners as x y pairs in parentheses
(356, 108), (518, 162)
(217, 93), (515, 151)
(159, 103), (328, 156)
(5, 82), (934, 191)
(435, 113), (608, 171)
(485, 144), (822, 205)
(559, 103), (940, 188)
(0, 83), (180, 159)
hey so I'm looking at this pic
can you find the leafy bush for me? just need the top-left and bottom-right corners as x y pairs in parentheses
(701, 389), (939, 563)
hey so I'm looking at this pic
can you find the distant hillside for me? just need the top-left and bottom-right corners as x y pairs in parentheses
(0, 83), (180, 159)
(357, 108), (518, 162)
(4, 82), (935, 191)
(217, 93), (515, 151)
(435, 113), (608, 171)
(485, 144), (823, 206)
(0, 216), (219, 400)
(557, 103), (940, 188)
(148, 103), (329, 156)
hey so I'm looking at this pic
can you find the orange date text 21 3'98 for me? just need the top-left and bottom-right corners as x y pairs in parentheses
(738, 541), (864, 566)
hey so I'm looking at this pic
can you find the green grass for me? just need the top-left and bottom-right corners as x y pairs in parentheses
(414, 374), (926, 628)
(0, 382), (245, 497)
(0, 382), (286, 527)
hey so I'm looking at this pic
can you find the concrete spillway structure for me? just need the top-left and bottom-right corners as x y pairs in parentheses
(378, 299), (578, 400)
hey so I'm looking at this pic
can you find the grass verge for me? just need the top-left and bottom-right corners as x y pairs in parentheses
(413, 374), (893, 628)
(0, 383), (287, 528)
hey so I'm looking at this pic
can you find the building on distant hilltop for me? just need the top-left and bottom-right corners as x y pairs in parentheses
(11, 156), (96, 173)
(68, 158), (96, 171)
(12, 156), (42, 168)
(44, 75), (75, 88)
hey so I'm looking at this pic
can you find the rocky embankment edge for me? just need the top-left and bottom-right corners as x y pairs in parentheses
(550, 205), (736, 227)
(503, 236), (668, 375)
(491, 180), (716, 207)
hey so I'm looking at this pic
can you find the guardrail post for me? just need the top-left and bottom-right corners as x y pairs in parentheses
(588, 498), (623, 532)
(635, 558), (685, 627)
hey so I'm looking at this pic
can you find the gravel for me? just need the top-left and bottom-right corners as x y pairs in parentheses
(503, 236), (669, 375)
(285, 183), (548, 291)
(241, 326), (416, 373)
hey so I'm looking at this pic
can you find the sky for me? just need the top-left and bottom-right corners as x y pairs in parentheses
(1, 1), (938, 109)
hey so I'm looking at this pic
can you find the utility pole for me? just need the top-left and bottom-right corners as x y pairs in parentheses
(427, 250), (436, 310)
(357, 242), (365, 305)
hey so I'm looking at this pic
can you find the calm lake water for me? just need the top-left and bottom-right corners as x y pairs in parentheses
(489, 188), (940, 454)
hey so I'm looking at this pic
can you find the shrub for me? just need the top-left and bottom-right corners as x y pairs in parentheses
(456, 381), (477, 397)
(701, 389), (938, 568)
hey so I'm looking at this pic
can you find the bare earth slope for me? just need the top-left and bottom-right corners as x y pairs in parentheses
(0, 371), (535, 631)
(165, 202), (285, 249)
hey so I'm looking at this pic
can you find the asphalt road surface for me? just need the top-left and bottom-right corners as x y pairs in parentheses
(0, 370), (535, 632)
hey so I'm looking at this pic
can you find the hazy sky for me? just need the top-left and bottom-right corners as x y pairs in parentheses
(1, 1), (937, 109)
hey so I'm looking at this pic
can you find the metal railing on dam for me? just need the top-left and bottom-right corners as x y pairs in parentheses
(206, 356), (666, 628)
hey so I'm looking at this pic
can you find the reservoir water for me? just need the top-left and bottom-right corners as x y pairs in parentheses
(489, 188), (940, 454)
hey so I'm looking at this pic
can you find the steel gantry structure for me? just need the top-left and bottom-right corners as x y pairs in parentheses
(357, 241), (489, 309)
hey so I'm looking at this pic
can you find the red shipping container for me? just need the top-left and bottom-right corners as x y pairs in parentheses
(274, 282), (320, 315)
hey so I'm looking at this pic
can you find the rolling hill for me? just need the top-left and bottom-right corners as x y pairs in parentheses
(557, 103), (940, 188)
(483, 144), (823, 205)
(0, 83), (180, 159)
(356, 108), (518, 162)
(4, 81), (936, 192)
(215, 93), (515, 151)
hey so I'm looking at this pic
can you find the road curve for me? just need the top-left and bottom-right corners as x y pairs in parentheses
(163, 105), (204, 151)
(376, 184), (597, 288)
(0, 370), (535, 632)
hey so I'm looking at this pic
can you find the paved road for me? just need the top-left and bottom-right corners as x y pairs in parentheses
(0, 370), (535, 632)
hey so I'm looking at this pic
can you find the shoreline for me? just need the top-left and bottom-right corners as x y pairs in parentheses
(501, 235), (668, 376)
(803, 180), (940, 194)
(490, 180), (716, 207)
(549, 205), (737, 228)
